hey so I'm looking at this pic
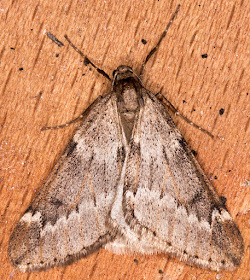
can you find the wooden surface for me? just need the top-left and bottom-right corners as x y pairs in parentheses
(0, 0), (249, 279)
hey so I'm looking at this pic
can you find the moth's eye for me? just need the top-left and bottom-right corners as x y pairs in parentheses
(112, 70), (117, 77)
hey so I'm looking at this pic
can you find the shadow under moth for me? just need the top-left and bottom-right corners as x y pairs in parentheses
(9, 5), (244, 273)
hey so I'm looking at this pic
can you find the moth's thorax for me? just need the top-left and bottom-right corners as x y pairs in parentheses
(113, 65), (142, 105)
(115, 75), (142, 143)
(116, 79), (140, 109)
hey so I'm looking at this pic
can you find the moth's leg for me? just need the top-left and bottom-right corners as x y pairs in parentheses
(41, 95), (104, 131)
(41, 114), (85, 131)
(139, 4), (180, 77)
(64, 35), (111, 81)
(156, 92), (214, 139)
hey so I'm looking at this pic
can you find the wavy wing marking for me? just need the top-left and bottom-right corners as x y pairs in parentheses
(9, 93), (125, 272)
(122, 90), (243, 271)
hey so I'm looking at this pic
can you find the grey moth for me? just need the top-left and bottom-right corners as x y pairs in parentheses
(8, 5), (244, 273)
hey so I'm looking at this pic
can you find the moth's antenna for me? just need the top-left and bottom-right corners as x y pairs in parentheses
(64, 35), (111, 81)
(139, 4), (180, 77)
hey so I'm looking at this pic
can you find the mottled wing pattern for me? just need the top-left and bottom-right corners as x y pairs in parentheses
(9, 93), (126, 272)
(118, 90), (244, 271)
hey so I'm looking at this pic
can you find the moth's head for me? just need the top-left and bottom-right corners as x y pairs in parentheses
(112, 65), (145, 91)
(112, 65), (134, 81)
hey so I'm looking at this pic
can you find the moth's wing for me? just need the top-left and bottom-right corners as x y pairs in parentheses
(9, 93), (125, 272)
(112, 90), (244, 271)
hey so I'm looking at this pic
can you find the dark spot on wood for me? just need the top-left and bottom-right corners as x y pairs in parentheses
(159, 269), (163, 274)
(219, 108), (225, 115)
(208, 258), (212, 262)
(221, 260), (225, 264)
(153, 231), (156, 236)
(201, 54), (208, 58)
(54, 258), (57, 262)
(56, 53), (59, 57)
(134, 258), (138, 264)
(19, 67), (24, 71)
(195, 255), (199, 259)
(141, 39), (147, 45)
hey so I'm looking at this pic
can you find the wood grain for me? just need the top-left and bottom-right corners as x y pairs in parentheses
(0, 0), (249, 279)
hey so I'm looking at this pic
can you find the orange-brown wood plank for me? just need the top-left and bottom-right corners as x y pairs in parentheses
(0, 0), (249, 279)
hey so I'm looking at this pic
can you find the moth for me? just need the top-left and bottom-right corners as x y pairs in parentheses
(9, 5), (244, 273)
